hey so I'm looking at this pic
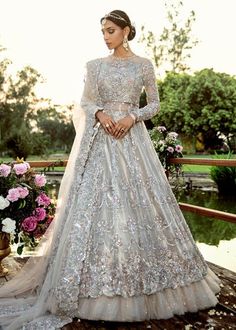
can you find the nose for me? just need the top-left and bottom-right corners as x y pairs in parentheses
(103, 31), (110, 42)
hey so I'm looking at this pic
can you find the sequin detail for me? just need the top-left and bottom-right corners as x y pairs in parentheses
(0, 55), (220, 328)
(52, 56), (208, 313)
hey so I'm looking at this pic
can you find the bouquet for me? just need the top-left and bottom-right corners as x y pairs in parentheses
(149, 125), (183, 176)
(0, 158), (55, 254)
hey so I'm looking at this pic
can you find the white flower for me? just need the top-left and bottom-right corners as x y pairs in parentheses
(185, 325), (193, 330)
(157, 126), (166, 132)
(208, 309), (216, 315)
(0, 195), (10, 210)
(1, 217), (16, 234)
(168, 132), (178, 139)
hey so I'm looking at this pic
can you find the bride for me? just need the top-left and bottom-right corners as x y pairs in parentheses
(0, 9), (221, 329)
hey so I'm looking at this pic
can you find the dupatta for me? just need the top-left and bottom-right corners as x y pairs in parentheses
(0, 58), (103, 329)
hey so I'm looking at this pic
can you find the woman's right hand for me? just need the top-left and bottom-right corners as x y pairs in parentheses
(95, 110), (116, 135)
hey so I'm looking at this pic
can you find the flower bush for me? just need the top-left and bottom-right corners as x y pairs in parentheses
(0, 158), (55, 254)
(149, 125), (183, 176)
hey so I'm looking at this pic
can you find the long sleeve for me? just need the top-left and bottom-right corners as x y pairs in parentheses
(132, 59), (160, 122)
(79, 60), (103, 125)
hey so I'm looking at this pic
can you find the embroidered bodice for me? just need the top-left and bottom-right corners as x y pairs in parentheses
(81, 55), (160, 122)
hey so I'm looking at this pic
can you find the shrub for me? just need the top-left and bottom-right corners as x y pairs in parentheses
(210, 154), (236, 195)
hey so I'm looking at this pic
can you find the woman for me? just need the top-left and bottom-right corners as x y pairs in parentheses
(0, 9), (221, 329)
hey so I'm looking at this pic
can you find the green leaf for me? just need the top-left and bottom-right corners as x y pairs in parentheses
(17, 244), (24, 255)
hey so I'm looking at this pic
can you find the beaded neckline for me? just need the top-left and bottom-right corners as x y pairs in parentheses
(109, 54), (137, 61)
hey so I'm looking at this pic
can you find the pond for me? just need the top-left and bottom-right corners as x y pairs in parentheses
(47, 179), (236, 273)
(177, 189), (236, 272)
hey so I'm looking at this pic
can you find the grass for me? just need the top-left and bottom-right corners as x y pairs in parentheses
(182, 153), (236, 173)
(183, 154), (212, 173)
(183, 165), (211, 173)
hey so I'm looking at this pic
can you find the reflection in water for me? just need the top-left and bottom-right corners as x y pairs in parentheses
(178, 189), (236, 271)
(177, 189), (236, 245)
(178, 189), (236, 214)
(47, 180), (236, 272)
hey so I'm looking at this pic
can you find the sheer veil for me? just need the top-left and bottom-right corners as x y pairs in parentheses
(0, 59), (103, 329)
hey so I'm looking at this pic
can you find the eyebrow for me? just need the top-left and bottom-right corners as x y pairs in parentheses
(101, 26), (115, 32)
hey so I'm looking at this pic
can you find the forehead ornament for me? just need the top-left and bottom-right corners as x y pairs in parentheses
(101, 13), (128, 27)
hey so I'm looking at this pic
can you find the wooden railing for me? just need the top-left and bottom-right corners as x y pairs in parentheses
(170, 158), (236, 167)
(27, 158), (236, 168)
(27, 158), (236, 224)
(169, 158), (236, 224)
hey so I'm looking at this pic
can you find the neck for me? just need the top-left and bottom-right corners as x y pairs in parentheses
(113, 45), (134, 58)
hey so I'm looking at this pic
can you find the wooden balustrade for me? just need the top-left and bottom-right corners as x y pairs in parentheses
(25, 158), (236, 224)
(27, 160), (68, 168)
(179, 203), (236, 224)
(27, 157), (236, 168)
(170, 158), (236, 166)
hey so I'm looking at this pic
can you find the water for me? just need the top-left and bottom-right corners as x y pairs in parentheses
(177, 189), (236, 272)
(47, 179), (236, 272)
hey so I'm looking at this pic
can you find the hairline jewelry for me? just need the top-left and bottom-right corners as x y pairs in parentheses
(102, 13), (128, 26)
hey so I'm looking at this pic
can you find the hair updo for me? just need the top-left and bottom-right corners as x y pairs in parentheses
(100, 10), (136, 41)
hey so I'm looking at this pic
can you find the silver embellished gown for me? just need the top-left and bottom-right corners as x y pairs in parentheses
(0, 55), (221, 328)
(73, 55), (221, 320)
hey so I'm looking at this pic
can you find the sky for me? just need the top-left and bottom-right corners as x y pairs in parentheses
(1, 0), (236, 104)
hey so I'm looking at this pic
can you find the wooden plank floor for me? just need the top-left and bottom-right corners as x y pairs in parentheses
(0, 260), (235, 330)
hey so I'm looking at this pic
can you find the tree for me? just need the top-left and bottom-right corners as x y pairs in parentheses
(0, 47), (12, 151)
(151, 69), (236, 151)
(0, 45), (74, 158)
(184, 69), (236, 150)
(139, 0), (198, 74)
(37, 106), (75, 153)
(152, 72), (191, 133)
(0, 58), (44, 158)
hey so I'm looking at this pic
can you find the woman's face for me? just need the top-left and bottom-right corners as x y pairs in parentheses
(101, 19), (126, 50)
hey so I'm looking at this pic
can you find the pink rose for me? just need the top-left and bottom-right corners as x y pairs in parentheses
(35, 193), (51, 207)
(6, 188), (20, 202)
(13, 163), (28, 175)
(34, 174), (47, 187)
(21, 216), (38, 232)
(175, 145), (183, 153)
(167, 146), (174, 153)
(17, 186), (29, 198)
(0, 164), (11, 177)
(33, 207), (46, 221)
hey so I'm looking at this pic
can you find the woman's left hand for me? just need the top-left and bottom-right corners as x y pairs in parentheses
(112, 115), (134, 139)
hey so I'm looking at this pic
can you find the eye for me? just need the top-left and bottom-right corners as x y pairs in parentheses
(108, 29), (115, 34)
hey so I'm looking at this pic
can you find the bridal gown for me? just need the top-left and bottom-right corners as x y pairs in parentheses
(0, 55), (221, 329)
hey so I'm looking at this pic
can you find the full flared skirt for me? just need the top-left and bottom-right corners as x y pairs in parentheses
(70, 114), (221, 321)
(0, 112), (221, 328)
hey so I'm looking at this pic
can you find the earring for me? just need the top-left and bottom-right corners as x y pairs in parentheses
(123, 36), (129, 51)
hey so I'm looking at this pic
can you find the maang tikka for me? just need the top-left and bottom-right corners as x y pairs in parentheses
(123, 36), (129, 51)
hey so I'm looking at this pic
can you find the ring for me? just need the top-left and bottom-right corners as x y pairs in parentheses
(105, 123), (110, 128)
(120, 128), (125, 132)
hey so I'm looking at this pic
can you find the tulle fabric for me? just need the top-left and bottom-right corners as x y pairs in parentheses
(76, 267), (220, 321)
(0, 55), (222, 329)
(0, 104), (88, 329)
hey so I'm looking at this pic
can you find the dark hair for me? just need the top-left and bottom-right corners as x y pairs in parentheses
(100, 10), (136, 41)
